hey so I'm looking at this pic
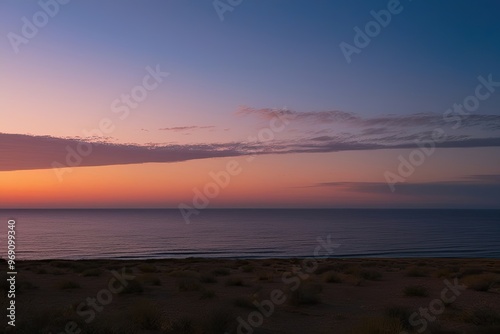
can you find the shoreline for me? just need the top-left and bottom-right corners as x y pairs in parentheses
(9, 256), (500, 262)
(3, 258), (500, 333)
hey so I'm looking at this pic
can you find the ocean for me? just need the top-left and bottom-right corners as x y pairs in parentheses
(2, 209), (499, 260)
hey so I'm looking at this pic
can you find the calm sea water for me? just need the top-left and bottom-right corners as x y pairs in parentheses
(1, 209), (499, 260)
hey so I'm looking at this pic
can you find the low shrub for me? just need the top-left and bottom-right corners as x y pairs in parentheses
(177, 277), (202, 291)
(288, 283), (323, 305)
(348, 316), (403, 334)
(464, 273), (499, 292)
(323, 271), (342, 283)
(119, 279), (144, 294)
(360, 269), (382, 281)
(212, 268), (231, 276)
(404, 285), (428, 297)
(225, 277), (245, 287)
(129, 300), (164, 330)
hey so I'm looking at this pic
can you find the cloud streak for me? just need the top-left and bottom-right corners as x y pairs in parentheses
(2, 130), (500, 172)
(0, 133), (243, 172)
(158, 125), (216, 132)
(2, 103), (500, 172)
(312, 175), (500, 206)
(238, 107), (500, 135)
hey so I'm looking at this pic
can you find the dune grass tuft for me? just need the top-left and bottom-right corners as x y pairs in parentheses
(225, 276), (245, 286)
(323, 271), (342, 283)
(464, 273), (499, 292)
(119, 279), (144, 294)
(204, 308), (235, 334)
(129, 300), (164, 330)
(348, 316), (403, 334)
(404, 285), (428, 297)
(177, 277), (202, 291)
(212, 268), (231, 276)
(288, 282), (323, 305)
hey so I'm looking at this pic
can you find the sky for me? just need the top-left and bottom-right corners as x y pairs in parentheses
(1, 0), (500, 208)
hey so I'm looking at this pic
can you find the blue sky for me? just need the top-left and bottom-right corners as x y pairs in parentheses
(1, 0), (500, 208)
(3, 0), (500, 121)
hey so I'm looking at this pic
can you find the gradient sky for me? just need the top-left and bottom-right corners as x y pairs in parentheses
(1, 0), (500, 208)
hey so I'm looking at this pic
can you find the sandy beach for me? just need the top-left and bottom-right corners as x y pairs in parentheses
(3, 258), (499, 333)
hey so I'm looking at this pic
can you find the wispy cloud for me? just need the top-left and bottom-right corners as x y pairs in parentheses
(2, 131), (500, 172)
(2, 104), (500, 172)
(239, 107), (500, 134)
(158, 125), (216, 132)
(308, 175), (500, 209)
(311, 175), (500, 199)
(237, 107), (500, 156)
(0, 133), (243, 172)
